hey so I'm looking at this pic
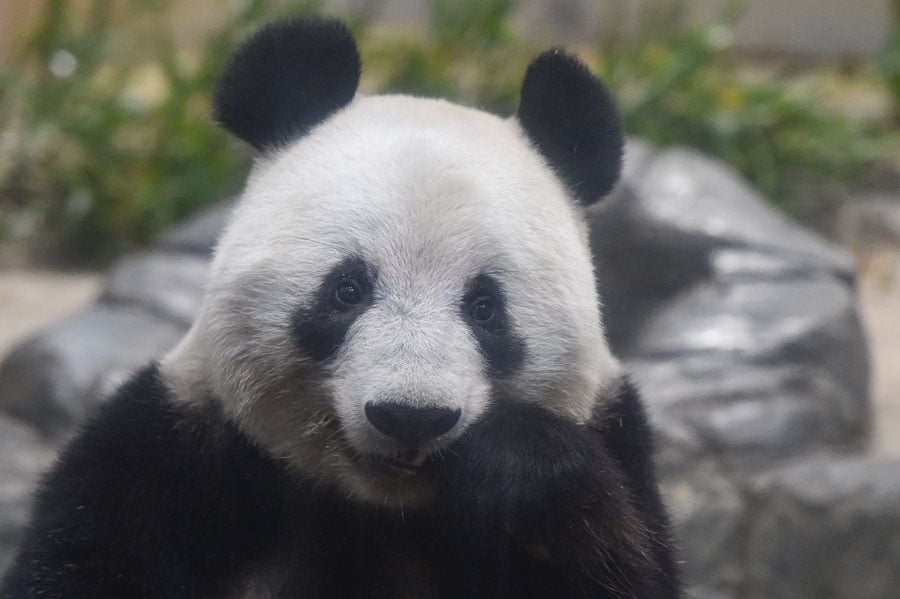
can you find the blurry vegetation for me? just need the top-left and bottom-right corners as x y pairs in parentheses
(880, 1), (900, 125)
(1, 0), (898, 265)
(0, 0), (313, 264)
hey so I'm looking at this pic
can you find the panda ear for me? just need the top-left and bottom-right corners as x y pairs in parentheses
(517, 50), (624, 206)
(213, 17), (361, 151)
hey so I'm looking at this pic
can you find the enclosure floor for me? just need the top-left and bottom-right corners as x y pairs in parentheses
(858, 249), (900, 457)
(0, 270), (101, 359)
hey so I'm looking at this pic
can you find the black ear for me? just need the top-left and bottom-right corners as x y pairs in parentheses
(213, 17), (361, 151)
(517, 50), (624, 206)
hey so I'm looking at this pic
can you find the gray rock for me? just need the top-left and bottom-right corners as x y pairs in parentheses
(663, 468), (745, 599)
(632, 277), (854, 358)
(0, 200), (226, 439)
(631, 355), (867, 474)
(0, 303), (185, 440)
(598, 142), (870, 475)
(593, 142), (874, 598)
(744, 456), (900, 599)
(629, 273), (869, 438)
(709, 246), (847, 280)
(0, 416), (55, 577)
(838, 191), (900, 248)
(627, 148), (855, 276)
(590, 146), (857, 351)
(101, 251), (209, 326)
(157, 201), (232, 256)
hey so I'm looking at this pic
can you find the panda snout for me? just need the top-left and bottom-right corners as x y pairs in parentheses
(364, 402), (461, 447)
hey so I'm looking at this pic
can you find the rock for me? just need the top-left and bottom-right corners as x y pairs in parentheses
(0, 416), (55, 577)
(744, 456), (900, 599)
(0, 201), (226, 440)
(632, 277), (853, 357)
(0, 303), (184, 440)
(631, 355), (867, 474)
(101, 251), (209, 326)
(792, 170), (900, 249)
(593, 143), (869, 474)
(626, 148), (856, 276)
(157, 201), (232, 256)
(628, 274), (869, 466)
(838, 192), (900, 249)
(590, 142), (873, 599)
(663, 467), (745, 599)
(591, 148), (856, 350)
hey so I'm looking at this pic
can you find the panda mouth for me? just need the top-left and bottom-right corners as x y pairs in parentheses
(349, 448), (431, 478)
(330, 423), (435, 481)
(380, 450), (429, 475)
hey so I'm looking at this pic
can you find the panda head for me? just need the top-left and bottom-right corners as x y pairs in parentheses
(162, 17), (624, 506)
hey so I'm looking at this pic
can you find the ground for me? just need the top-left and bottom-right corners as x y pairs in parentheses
(0, 270), (101, 354)
(859, 248), (900, 456)
(0, 258), (898, 455)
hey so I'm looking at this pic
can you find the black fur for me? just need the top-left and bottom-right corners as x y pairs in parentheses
(0, 367), (292, 598)
(435, 387), (680, 598)
(462, 274), (526, 377)
(213, 17), (361, 151)
(1, 366), (679, 598)
(292, 256), (373, 362)
(517, 50), (624, 206)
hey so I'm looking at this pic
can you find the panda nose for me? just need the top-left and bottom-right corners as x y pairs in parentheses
(364, 402), (461, 446)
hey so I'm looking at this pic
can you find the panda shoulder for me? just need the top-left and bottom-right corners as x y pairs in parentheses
(35, 365), (286, 513)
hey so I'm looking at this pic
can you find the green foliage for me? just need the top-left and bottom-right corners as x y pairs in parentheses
(356, 0), (527, 113)
(1, 0), (896, 264)
(602, 25), (896, 209)
(0, 0), (311, 264)
(879, 20), (900, 124)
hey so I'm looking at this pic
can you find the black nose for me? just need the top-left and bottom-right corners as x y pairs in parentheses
(364, 402), (461, 446)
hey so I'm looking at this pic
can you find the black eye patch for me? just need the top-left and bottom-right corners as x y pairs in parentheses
(292, 256), (373, 362)
(461, 274), (526, 378)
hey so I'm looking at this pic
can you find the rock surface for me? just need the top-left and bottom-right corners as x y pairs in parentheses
(0, 303), (185, 440)
(0, 142), (892, 597)
(591, 146), (870, 474)
(744, 457), (900, 599)
(0, 416), (55, 576)
(101, 250), (210, 326)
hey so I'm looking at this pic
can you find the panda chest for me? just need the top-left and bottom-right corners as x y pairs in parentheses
(342, 537), (441, 598)
(381, 551), (439, 599)
(236, 534), (440, 598)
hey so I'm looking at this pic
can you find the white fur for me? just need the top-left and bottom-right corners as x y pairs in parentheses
(162, 95), (620, 504)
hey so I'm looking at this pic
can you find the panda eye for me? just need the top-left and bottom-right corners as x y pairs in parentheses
(469, 296), (496, 323)
(334, 278), (364, 307)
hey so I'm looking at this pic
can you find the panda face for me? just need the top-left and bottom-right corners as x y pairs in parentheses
(161, 18), (625, 506)
(163, 96), (617, 504)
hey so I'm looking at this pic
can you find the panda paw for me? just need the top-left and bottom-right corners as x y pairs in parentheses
(434, 400), (672, 596)
(437, 400), (643, 547)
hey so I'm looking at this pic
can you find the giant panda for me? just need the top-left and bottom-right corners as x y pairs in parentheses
(1, 17), (680, 599)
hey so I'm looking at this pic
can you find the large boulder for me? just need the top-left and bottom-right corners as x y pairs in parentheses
(0, 204), (228, 441)
(591, 145), (869, 474)
(744, 456), (900, 599)
(0, 301), (187, 440)
(586, 145), (879, 597)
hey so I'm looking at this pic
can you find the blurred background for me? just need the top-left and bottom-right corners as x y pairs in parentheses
(1, 1), (899, 598)
(1, 0), (897, 265)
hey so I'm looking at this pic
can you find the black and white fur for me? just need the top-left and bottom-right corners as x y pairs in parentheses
(2, 17), (680, 598)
